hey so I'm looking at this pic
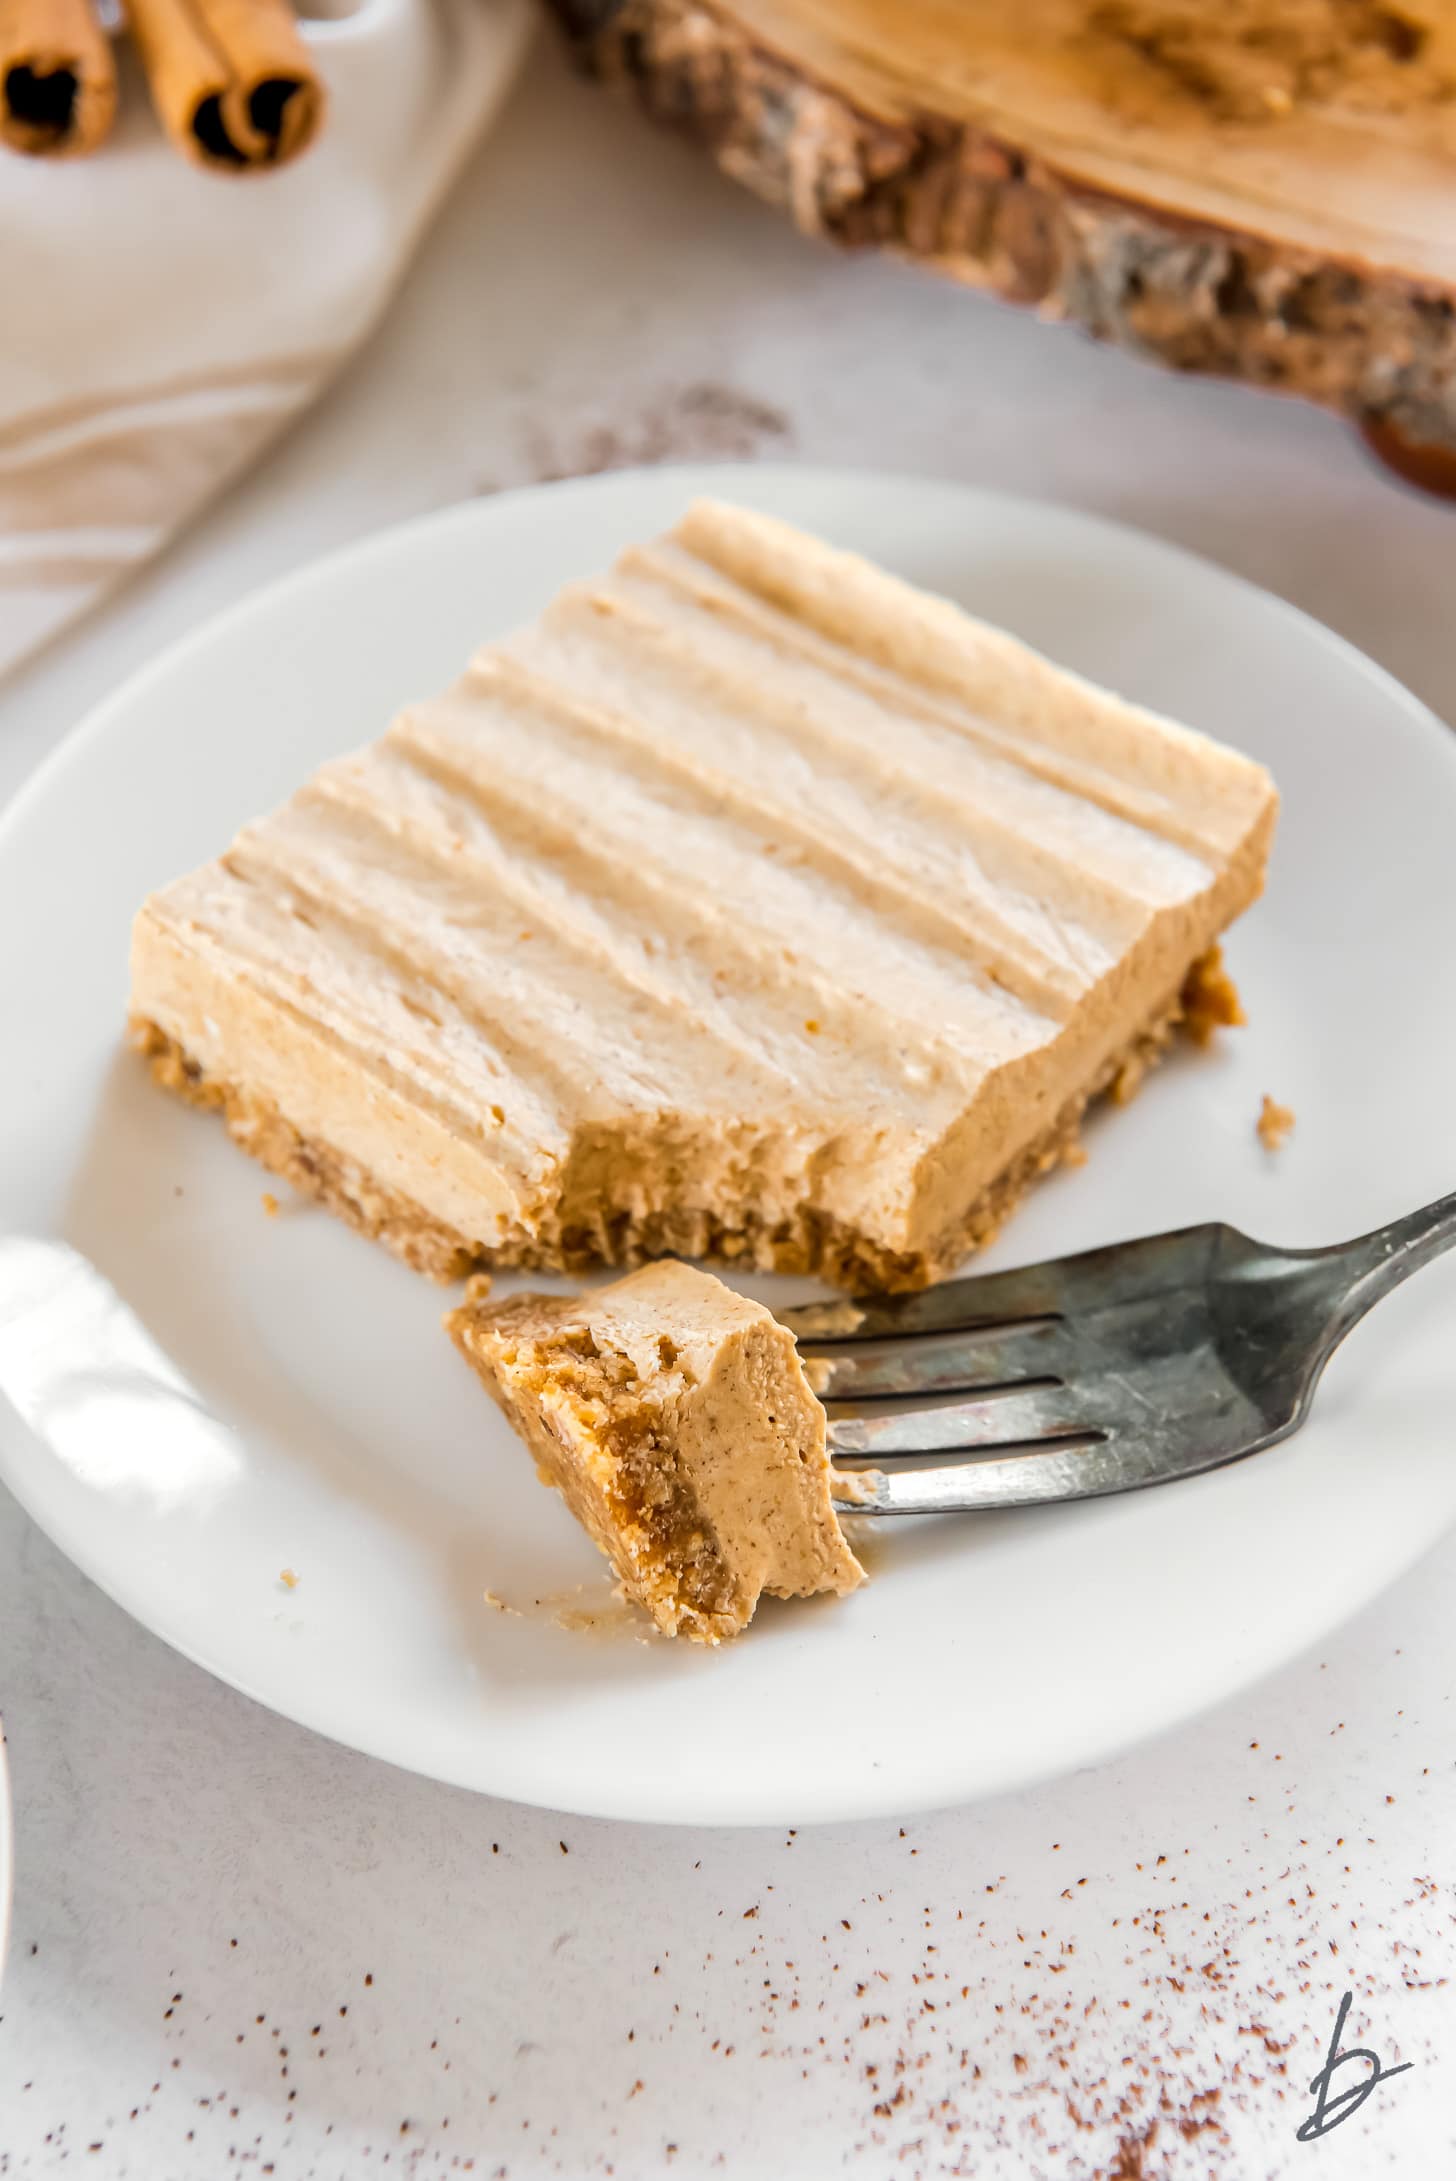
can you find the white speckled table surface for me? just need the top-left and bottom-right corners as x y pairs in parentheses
(2, 32), (1455, 2181)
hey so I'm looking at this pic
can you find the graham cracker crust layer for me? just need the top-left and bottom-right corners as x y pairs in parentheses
(129, 950), (1237, 1294)
(447, 1301), (750, 1643)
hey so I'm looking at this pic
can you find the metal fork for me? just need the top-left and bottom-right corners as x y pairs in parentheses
(777, 1197), (1456, 1515)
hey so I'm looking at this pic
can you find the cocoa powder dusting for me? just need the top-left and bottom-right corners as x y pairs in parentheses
(481, 381), (793, 498)
(696, 1774), (1444, 2178)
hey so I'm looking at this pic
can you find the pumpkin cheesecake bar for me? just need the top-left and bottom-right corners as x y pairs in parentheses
(448, 1262), (864, 1643)
(129, 498), (1278, 1291)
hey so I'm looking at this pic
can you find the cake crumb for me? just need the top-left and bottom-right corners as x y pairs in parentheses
(786, 1298), (864, 1340)
(261, 1192), (280, 1217)
(482, 1589), (520, 1616)
(1257, 1094), (1296, 1151)
(1181, 946), (1246, 1045)
(830, 1466), (882, 1508)
(279, 1568), (299, 1590)
(554, 1588), (646, 1640)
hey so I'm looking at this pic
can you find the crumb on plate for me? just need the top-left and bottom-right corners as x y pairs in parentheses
(1257, 1095), (1295, 1152)
(279, 1567), (299, 1590)
(261, 1191), (280, 1217)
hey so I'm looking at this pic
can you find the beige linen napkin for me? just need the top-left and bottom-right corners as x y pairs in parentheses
(0, 0), (530, 676)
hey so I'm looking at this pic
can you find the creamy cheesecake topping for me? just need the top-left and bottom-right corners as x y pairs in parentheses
(131, 499), (1277, 1286)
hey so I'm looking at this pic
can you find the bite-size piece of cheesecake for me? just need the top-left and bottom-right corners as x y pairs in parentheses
(130, 498), (1277, 1291)
(448, 1262), (864, 1643)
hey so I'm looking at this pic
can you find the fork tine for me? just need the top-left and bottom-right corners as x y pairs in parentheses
(778, 1224), (1231, 1343)
(779, 1265), (1071, 1342)
(835, 1413), (1296, 1514)
(827, 1383), (1090, 1455)
(802, 1320), (1066, 1399)
(835, 1440), (1116, 1514)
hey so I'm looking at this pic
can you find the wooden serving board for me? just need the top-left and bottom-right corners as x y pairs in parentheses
(548, 0), (1456, 468)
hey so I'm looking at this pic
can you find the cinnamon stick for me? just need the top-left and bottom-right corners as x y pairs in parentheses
(124, 0), (323, 168)
(0, 0), (116, 155)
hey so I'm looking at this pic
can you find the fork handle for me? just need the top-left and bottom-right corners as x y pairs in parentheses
(1320, 1189), (1456, 1340)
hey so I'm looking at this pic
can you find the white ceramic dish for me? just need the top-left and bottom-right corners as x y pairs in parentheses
(1, 464), (1454, 1827)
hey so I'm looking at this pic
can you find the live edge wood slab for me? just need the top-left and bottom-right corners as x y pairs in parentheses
(546, 0), (1456, 470)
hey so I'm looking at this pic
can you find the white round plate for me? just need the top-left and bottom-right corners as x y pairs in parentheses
(2, 465), (1454, 1826)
